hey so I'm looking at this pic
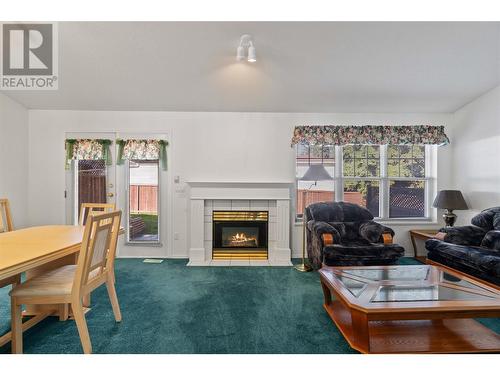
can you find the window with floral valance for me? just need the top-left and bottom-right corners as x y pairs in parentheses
(291, 125), (449, 146)
(65, 139), (113, 168)
(116, 139), (168, 170)
(293, 125), (449, 222)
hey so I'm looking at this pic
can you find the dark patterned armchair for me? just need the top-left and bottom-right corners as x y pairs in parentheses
(426, 206), (500, 285)
(305, 202), (405, 269)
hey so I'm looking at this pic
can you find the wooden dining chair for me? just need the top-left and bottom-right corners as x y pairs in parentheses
(79, 203), (116, 226)
(10, 210), (123, 354)
(77, 203), (118, 309)
(0, 198), (20, 290)
(0, 198), (14, 233)
(79, 203), (118, 295)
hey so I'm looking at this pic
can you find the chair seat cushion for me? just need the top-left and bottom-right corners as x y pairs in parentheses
(323, 243), (405, 266)
(10, 265), (77, 298)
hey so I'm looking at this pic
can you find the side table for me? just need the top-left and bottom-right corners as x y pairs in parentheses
(409, 229), (441, 259)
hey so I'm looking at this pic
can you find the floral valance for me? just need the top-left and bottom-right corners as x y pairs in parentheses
(117, 139), (168, 170)
(65, 139), (112, 168)
(291, 125), (450, 146)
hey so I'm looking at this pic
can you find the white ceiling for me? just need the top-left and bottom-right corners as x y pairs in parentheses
(3, 22), (500, 112)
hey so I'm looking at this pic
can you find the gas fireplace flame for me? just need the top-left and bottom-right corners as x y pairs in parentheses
(232, 233), (250, 242)
(227, 231), (258, 247)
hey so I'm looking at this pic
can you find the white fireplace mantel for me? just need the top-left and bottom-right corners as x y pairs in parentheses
(186, 181), (293, 266)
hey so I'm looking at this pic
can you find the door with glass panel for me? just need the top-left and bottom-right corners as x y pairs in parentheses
(126, 159), (160, 243)
(65, 133), (116, 225)
(115, 136), (168, 258)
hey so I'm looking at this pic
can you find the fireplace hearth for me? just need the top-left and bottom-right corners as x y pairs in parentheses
(212, 211), (268, 260)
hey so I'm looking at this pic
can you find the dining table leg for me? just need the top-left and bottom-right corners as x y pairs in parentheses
(10, 296), (23, 354)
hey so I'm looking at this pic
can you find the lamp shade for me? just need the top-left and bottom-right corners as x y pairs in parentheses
(300, 164), (333, 182)
(433, 190), (468, 210)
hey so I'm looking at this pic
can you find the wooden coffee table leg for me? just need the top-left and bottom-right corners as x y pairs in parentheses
(321, 279), (332, 305)
(351, 309), (370, 353)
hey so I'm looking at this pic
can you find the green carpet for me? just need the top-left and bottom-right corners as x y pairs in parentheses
(0, 258), (498, 354)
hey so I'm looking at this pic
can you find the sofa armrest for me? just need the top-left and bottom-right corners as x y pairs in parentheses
(439, 225), (487, 246)
(306, 221), (342, 270)
(481, 230), (500, 251)
(359, 221), (395, 243)
(380, 225), (396, 245)
(308, 221), (341, 245)
(382, 233), (393, 244)
(322, 233), (335, 245)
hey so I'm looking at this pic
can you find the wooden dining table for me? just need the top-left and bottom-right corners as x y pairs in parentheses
(0, 225), (89, 348)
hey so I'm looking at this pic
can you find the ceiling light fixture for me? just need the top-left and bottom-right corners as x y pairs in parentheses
(236, 45), (246, 61)
(236, 34), (256, 63)
(247, 45), (256, 63)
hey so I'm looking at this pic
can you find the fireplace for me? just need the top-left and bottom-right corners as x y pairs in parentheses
(212, 211), (268, 260)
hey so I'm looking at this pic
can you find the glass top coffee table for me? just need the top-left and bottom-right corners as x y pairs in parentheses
(319, 264), (500, 353)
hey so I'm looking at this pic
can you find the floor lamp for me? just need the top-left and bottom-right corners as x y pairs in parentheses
(295, 161), (333, 272)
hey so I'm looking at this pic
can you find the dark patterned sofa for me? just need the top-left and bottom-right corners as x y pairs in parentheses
(305, 202), (405, 269)
(425, 206), (500, 286)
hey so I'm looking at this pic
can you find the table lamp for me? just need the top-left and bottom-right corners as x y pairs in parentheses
(432, 190), (468, 227)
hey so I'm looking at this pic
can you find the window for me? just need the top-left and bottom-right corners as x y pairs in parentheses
(127, 160), (160, 243)
(295, 144), (435, 221)
(387, 145), (426, 218)
(296, 144), (334, 219)
(342, 145), (380, 217)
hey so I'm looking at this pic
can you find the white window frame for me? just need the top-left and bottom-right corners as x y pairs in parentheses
(125, 159), (162, 246)
(295, 144), (437, 223)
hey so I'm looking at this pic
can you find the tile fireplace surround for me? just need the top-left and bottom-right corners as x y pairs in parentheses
(186, 182), (293, 266)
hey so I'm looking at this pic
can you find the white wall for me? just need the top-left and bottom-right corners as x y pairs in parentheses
(0, 93), (29, 228)
(27, 110), (454, 257)
(451, 85), (500, 225)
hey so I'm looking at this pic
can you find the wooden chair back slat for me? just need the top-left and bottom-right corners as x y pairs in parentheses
(0, 198), (14, 233)
(73, 210), (121, 294)
(79, 203), (116, 226)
